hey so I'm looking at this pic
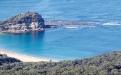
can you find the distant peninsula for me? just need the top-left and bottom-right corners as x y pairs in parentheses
(0, 12), (98, 33)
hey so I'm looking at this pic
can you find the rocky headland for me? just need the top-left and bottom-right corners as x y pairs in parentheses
(0, 12), (45, 33)
(0, 12), (98, 33)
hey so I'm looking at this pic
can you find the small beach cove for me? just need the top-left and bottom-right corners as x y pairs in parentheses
(0, 49), (58, 62)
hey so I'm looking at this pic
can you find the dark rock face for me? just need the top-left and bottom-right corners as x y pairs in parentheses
(0, 12), (45, 33)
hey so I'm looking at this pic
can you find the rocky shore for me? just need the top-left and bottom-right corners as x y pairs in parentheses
(45, 21), (96, 26)
(0, 12), (45, 33)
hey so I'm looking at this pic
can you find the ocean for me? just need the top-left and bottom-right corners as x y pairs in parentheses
(0, 0), (121, 60)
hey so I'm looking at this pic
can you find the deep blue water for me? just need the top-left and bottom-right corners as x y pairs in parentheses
(0, 0), (121, 60)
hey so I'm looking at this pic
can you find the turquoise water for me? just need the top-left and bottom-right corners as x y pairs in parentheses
(0, 0), (121, 60)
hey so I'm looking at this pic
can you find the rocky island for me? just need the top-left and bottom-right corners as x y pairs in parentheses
(0, 12), (99, 33)
(0, 12), (45, 33)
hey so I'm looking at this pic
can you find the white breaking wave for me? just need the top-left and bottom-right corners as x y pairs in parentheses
(102, 22), (121, 26)
(64, 25), (79, 28)
(62, 22), (121, 29)
(63, 25), (96, 29)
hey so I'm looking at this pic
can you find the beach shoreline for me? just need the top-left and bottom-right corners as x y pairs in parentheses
(0, 49), (58, 62)
(0, 32), (3, 34)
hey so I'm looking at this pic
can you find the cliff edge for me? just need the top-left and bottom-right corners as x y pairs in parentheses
(0, 12), (45, 33)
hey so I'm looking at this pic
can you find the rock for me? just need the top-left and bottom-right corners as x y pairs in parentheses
(0, 12), (45, 33)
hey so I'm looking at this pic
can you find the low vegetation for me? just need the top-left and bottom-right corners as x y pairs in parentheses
(0, 54), (21, 65)
(0, 51), (121, 75)
(0, 12), (44, 25)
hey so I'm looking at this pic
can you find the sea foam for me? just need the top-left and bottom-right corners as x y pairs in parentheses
(102, 22), (121, 26)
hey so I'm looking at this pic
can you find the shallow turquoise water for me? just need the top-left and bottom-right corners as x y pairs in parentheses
(0, 0), (121, 60)
(0, 25), (121, 60)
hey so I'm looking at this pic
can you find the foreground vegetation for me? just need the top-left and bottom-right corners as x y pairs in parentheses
(0, 54), (21, 65)
(0, 51), (121, 75)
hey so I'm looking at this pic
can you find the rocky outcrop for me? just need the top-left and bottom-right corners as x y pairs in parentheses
(0, 12), (45, 33)
(0, 12), (100, 33)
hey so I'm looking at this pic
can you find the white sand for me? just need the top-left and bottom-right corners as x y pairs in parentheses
(0, 50), (57, 62)
(0, 32), (3, 34)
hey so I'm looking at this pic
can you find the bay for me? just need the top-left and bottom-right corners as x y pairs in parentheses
(0, 0), (121, 60)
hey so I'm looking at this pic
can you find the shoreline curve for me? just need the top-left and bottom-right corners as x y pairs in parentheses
(0, 49), (58, 62)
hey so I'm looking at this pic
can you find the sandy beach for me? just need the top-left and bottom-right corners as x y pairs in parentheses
(0, 50), (57, 62)
(0, 32), (3, 34)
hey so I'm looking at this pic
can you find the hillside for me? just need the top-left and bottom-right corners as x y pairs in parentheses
(0, 51), (121, 75)
(0, 54), (21, 65)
